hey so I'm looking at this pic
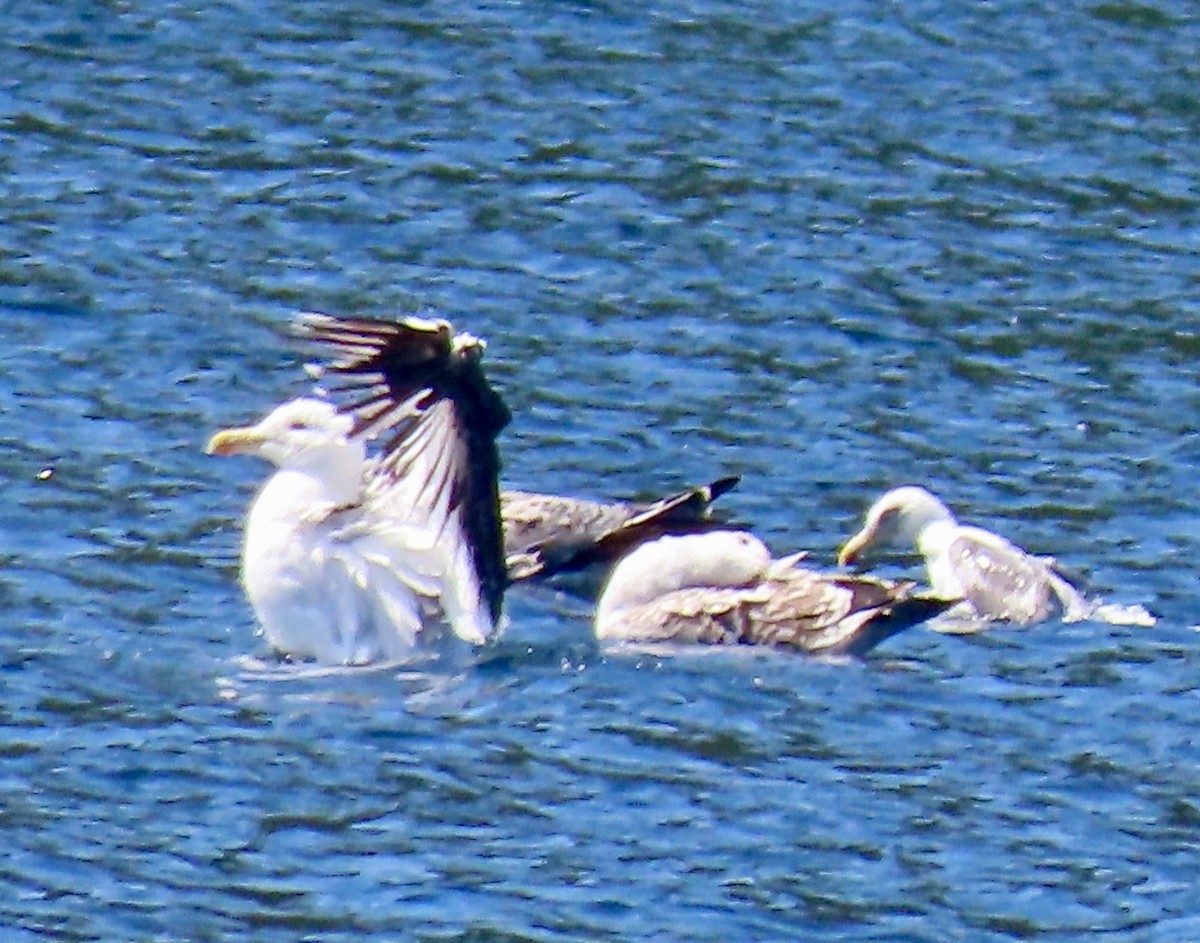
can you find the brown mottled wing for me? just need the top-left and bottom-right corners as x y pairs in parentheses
(502, 491), (643, 579)
(294, 314), (510, 624)
(504, 476), (740, 582)
(606, 570), (952, 656)
(748, 569), (951, 656)
(601, 585), (758, 646)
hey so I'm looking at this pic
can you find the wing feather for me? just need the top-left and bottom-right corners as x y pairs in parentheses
(945, 530), (1063, 625)
(295, 314), (510, 641)
(600, 566), (953, 657)
(602, 587), (752, 645)
(503, 476), (741, 582)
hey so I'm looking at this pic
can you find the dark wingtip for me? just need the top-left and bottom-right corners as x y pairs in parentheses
(704, 476), (740, 502)
(828, 587), (959, 658)
(901, 593), (960, 623)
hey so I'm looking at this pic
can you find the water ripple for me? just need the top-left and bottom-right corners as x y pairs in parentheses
(4, 0), (1200, 939)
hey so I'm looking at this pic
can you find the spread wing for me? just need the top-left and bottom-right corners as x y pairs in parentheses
(504, 476), (740, 582)
(295, 314), (511, 640)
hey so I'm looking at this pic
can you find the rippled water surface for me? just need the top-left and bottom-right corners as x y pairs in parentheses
(4, 1), (1200, 939)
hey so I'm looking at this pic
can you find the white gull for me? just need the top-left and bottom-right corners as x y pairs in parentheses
(206, 314), (508, 664)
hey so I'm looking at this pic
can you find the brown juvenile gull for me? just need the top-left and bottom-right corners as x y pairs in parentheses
(594, 530), (955, 657)
(838, 485), (1155, 628)
(205, 314), (509, 665)
(503, 476), (739, 584)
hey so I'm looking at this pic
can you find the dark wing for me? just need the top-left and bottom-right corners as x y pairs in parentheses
(501, 491), (644, 573)
(504, 476), (740, 582)
(946, 530), (1064, 625)
(295, 314), (510, 625)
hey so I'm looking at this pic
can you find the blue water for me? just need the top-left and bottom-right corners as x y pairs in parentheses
(4, 1), (1200, 938)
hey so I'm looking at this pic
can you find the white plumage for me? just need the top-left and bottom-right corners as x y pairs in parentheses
(207, 397), (493, 664)
(207, 314), (510, 665)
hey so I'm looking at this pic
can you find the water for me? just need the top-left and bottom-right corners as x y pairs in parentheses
(3, 0), (1200, 938)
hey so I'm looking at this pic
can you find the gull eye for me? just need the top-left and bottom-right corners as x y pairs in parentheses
(286, 419), (310, 431)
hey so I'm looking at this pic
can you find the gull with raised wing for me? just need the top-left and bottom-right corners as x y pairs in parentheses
(294, 317), (739, 591)
(206, 314), (509, 664)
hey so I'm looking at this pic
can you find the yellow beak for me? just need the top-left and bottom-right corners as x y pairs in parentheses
(837, 530), (870, 568)
(204, 426), (265, 457)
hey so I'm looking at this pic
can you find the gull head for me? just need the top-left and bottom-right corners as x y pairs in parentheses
(838, 485), (956, 567)
(205, 397), (359, 472)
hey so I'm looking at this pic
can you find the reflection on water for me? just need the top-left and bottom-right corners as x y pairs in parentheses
(3, 0), (1200, 939)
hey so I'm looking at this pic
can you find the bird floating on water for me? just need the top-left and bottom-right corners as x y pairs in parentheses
(594, 530), (955, 657)
(838, 485), (1156, 628)
(206, 314), (510, 665)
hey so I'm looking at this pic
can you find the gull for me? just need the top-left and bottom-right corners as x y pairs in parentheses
(206, 314), (508, 664)
(595, 530), (954, 657)
(837, 485), (1154, 627)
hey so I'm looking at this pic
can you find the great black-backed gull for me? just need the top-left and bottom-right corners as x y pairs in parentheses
(594, 530), (954, 656)
(297, 316), (739, 588)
